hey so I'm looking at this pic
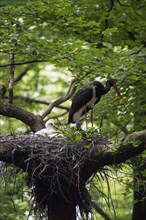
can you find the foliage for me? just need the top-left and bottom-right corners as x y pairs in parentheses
(0, 0), (146, 219)
(88, 166), (133, 220)
(0, 166), (39, 220)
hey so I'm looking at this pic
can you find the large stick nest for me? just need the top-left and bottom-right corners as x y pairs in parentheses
(0, 134), (108, 219)
(27, 137), (91, 217)
(1, 132), (145, 219)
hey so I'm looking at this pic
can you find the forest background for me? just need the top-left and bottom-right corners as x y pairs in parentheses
(0, 0), (146, 219)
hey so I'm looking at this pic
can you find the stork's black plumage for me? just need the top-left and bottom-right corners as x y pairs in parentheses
(68, 78), (122, 126)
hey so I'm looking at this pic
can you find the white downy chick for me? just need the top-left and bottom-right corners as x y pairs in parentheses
(45, 119), (56, 134)
(35, 119), (63, 138)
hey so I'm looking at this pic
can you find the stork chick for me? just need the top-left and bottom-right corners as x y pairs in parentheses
(35, 119), (63, 138)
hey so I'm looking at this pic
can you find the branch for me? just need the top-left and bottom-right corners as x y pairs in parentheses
(123, 130), (146, 143)
(0, 102), (44, 132)
(80, 130), (146, 182)
(14, 66), (31, 83)
(91, 200), (112, 220)
(117, 0), (130, 7)
(0, 60), (48, 67)
(0, 85), (6, 99)
(107, 0), (114, 13)
(8, 50), (15, 103)
(13, 96), (69, 111)
(0, 130), (146, 176)
(41, 78), (78, 119)
(0, 80), (77, 133)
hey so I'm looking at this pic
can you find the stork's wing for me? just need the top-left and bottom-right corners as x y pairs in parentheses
(68, 86), (100, 123)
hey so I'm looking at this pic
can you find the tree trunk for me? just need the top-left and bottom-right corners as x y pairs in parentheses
(132, 92), (146, 220)
(47, 196), (76, 220)
(132, 166), (146, 220)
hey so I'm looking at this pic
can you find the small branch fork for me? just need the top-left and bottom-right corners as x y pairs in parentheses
(41, 78), (78, 119)
(0, 78), (78, 132)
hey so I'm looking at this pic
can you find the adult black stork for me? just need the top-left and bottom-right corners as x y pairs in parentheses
(68, 78), (122, 127)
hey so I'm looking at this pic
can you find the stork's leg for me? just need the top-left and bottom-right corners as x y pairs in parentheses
(99, 114), (104, 133)
(91, 109), (94, 127)
(85, 105), (88, 129)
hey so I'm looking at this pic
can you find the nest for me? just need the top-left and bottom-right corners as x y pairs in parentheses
(0, 134), (109, 219)
(25, 137), (95, 219)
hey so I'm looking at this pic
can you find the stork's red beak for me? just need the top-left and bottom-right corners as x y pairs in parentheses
(113, 83), (122, 98)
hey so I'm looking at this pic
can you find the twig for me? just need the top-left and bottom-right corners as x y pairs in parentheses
(91, 200), (112, 220)
(13, 96), (69, 111)
(0, 60), (48, 67)
(14, 66), (31, 83)
(41, 78), (78, 119)
(117, 0), (130, 7)
(107, 0), (114, 13)
(0, 85), (6, 99)
(99, 114), (104, 133)
(8, 49), (15, 103)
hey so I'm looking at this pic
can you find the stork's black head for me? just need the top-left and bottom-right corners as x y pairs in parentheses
(106, 78), (122, 98)
(106, 78), (116, 86)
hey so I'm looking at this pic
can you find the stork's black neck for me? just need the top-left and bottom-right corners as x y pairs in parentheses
(102, 79), (113, 94)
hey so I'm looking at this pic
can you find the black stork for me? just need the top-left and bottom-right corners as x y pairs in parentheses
(68, 78), (122, 127)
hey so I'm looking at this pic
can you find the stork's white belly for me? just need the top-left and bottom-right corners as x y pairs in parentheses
(73, 88), (97, 123)
(87, 93), (96, 108)
(73, 105), (86, 123)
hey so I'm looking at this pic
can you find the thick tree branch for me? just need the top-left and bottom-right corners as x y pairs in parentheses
(81, 129), (146, 182)
(0, 80), (77, 133)
(0, 102), (44, 132)
(81, 143), (146, 182)
(0, 130), (146, 175)
(123, 129), (146, 143)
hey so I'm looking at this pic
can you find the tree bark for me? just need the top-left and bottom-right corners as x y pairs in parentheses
(132, 167), (146, 220)
(0, 102), (45, 132)
(132, 93), (146, 220)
